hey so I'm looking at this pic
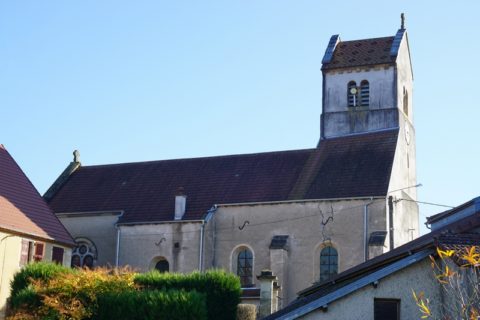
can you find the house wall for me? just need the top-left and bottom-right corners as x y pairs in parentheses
(0, 231), (71, 320)
(301, 258), (442, 320)
(204, 199), (388, 304)
(119, 222), (202, 272)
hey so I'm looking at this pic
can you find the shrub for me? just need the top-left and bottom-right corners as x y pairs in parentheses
(134, 269), (242, 320)
(10, 262), (72, 299)
(95, 289), (207, 320)
(236, 304), (257, 320)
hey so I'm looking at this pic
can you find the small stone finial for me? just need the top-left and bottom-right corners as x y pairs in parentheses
(400, 13), (405, 30)
(73, 150), (80, 163)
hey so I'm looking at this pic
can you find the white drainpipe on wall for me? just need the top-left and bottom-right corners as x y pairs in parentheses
(199, 205), (217, 271)
(364, 197), (374, 262)
(114, 211), (124, 268)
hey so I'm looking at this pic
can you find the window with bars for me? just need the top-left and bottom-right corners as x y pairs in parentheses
(347, 81), (357, 107)
(320, 246), (338, 282)
(237, 248), (253, 287)
(360, 80), (370, 106)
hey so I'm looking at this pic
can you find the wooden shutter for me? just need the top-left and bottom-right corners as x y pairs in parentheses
(33, 242), (45, 261)
(19, 239), (32, 266)
(52, 247), (64, 265)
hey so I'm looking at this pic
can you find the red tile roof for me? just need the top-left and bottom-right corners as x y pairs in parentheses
(0, 145), (74, 246)
(322, 37), (395, 70)
(47, 129), (398, 224)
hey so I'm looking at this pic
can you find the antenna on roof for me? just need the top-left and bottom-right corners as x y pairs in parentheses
(400, 13), (405, 30)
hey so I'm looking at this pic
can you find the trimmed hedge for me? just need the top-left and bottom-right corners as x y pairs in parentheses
(10, 262), (73, 299)
(236, 304), (257, 320)
(134, 270), (242, 320)
(95, 289), (207, 320)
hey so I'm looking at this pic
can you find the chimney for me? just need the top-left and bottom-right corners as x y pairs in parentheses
(174, 187), (186, 220)
(257, 269), (278, 318)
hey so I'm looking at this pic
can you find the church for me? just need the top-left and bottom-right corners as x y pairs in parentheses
(44, 21), (418, 307)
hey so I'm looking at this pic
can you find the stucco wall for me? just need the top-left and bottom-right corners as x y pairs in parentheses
(301, 258), (442, 320)
(0, 231), (71, 319)
(119, 222), (202, 272)
(58, 214), (119, 267)
(205, 199), (387, 304)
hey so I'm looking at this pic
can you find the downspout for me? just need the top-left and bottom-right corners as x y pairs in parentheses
(364, 198), (374, 262)
(199, 205), (218, 271)
(388, 196), (394, 250)
(114, 211), (124, 268)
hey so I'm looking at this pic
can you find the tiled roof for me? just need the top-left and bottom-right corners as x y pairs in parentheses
(0, 145), (74, 246)
(47, 129), (398, 224)
(322, 36), (395, 70)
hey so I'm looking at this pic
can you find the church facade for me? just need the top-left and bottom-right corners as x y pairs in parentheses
(45, 23), (418, 306)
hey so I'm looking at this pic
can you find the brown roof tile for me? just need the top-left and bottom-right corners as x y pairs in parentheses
(0, 145), (74, 246)
(322, 37), (395, 70)
(47, 130), (398, 224)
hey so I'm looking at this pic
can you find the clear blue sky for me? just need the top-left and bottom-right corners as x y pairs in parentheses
(1, 1), (478, 233)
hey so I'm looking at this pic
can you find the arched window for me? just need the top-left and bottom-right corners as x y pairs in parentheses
(155, 258), (169, 273)
(320, 246), (338, 282)
(403, 87), (409, 116)
(71, 238), (97, 268)
(347, 81), (357, 107)
(360, 80), (370, 106)
(236, 247), (253, 287)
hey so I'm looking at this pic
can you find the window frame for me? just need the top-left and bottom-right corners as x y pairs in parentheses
(347, 81), (358, 107)
(319, 245), (338, 282)
(360, 80), (370, 106)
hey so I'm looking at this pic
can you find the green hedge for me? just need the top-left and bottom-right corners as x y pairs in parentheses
(95, 289), (207, 320)
(10, 262), (73, 299)
(134, 270), (241, 320)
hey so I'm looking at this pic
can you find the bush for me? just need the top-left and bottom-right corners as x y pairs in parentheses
(134, 269), (242, 320)
(95, 289), (207, 320)
(236, 304), (257, 320)
(10, 262), (72, 299)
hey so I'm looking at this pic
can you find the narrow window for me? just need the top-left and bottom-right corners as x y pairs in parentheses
(320, 246), (338, 282)
(155, 258), (169, 273)
(348, 81), (358, 107)
(237, 248), (253, 287)
(52, 247), (64, 265)
(360, 80), (370, 106)
(374, 299), (400, 320)
(403, 87), (408, 115)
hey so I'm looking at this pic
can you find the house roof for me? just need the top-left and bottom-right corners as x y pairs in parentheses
(0, 145), (74, 246)
(266, 197), (480, 319)
(46, 129), (398, 224)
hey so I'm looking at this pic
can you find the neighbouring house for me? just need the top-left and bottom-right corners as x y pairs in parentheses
(265, 197), (480, 320)
(44, 19), (418, 307)
(0, 145), (75, 319)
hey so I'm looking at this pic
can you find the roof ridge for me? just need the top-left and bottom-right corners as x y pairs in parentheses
(338, 36), (394, 43)
(80, 148), (317, 168)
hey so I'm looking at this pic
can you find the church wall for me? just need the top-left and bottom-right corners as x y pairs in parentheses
(206, 199), (387, 304)
(322, 67), (398, 138)
(58, 214), (119, 267)
(119, 222), (202, 273)
(324, 67), (396, 112)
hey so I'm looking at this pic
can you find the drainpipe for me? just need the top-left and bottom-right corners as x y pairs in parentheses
(114, 211), (124, 268)
(199, 205), (217, 271)
(388, 196), (394, 250)
(364, 198), (374, 262)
